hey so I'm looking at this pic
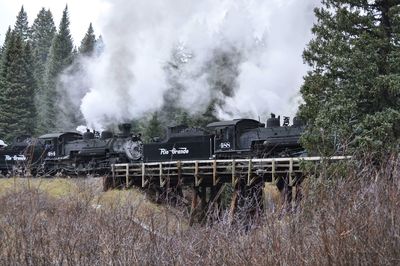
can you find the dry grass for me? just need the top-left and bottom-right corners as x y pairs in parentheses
(0, 178), (79, 197)
(0, 156), (399, 265)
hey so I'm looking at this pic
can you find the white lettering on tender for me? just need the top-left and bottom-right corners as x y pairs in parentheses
(159, 147), (189, 155)
(220, 142), (231, 149)
(5, 155), (26, 161)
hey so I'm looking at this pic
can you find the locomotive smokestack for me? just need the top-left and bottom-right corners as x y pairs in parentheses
(119, 123), (132, 137)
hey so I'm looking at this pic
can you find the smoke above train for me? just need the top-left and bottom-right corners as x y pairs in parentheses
(59, 0), (319, 130)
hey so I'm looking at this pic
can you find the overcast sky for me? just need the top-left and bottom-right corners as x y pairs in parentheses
(0, 0), (110, 45)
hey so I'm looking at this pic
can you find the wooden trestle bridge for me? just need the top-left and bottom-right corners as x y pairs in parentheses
(106, 156), (351, 224)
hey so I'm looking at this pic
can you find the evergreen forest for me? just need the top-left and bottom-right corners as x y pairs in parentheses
(0, 6), (98, 141)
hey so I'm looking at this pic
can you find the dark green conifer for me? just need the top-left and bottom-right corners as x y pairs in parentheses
(31, 8), (56, 133)
(14, 6), (30, 41)
(0, 28), (12, 71)
(41, 5), (73, 132)
(95, 35), (105, 56)
(79, 23), (96, 56)
(0, 32), (36, 140)
(299, 0), (400, 156)
(144, 112), (164, 141)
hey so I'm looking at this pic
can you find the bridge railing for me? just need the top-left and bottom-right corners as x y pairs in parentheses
(110, 156), (352, 188)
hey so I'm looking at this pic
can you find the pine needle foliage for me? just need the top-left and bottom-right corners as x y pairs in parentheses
(300, 0), (400, 156)
(0, 32), (36, 141)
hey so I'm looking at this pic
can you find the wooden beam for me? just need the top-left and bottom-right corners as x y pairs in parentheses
(177, 161), (182, 186)
(232, 159), (238, 186)
(272, 160), (276, 184)
(111, 164), (116, 189)
(189, 187), (199, 226)
(289, 158), (293, 187)
(160, 163), (167, 187)
(141, 163), (148, 188)
(247, 160), (257, 186)
(228, 189), (239, 225)
(213, 160), (219, 186)
(210, 184), (226, 208)
(125, 164), (129, 188)
(194, 161), (203, 186)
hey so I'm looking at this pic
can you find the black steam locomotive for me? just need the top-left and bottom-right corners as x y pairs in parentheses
(143, 114), (304, 162)
(0, 114), (304, 176)
(0, 124), (143, 176)
(38, 124), (143, 175)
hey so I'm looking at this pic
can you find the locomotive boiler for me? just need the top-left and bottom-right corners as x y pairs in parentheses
(39, 123), (142, 175)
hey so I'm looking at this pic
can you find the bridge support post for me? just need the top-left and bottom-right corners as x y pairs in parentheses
(199, 184), (207, 214)
(276, 173), (304, 213)
(207, 183), (224, 219)
(188, 184), (207, 225)
(189, 186), (199, 226)
(228, 187), (239, 225)
(112, 164), (116, 189)
(125, 164), (129, 188)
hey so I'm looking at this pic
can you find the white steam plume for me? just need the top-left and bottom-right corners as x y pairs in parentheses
(71, 0), (318, 129)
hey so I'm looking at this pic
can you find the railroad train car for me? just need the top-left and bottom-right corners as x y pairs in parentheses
(143, 126), (213, 162)
(208, 114), (305, 158)
(143, 114), (304, 162)
(0, 135), (44, 176)
(0, 114), (304, 176)
(0, 124), (143, 176)
(38, 124), (142, 175)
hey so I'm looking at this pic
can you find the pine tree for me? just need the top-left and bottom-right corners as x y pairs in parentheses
(56, 24), (96, 131)
(14, 6), (30, 41)
(56, 24), (97, 131)
(95, 35), (105, 56)
(0, 28), (12, 71)
(21, 42), (37, 132)
(299, 0), (400, 156)
(0, 32), (36, 141)
(144, 112), (164, 141)
(0, 28), (13, 117)
(31, 8), (56, 134)
(79, 23), (96, 56)
(41, 5), (73, 133)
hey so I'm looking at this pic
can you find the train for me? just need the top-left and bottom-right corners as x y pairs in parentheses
(0, 114), (304, 176)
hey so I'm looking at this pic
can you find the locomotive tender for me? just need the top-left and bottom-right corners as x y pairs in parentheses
(0, 114), (304, 176)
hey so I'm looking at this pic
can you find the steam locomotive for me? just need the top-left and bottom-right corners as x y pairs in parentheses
(0, 124), (143, 176)
(0, 114), (304, 176)
(144, 114), (304, 162)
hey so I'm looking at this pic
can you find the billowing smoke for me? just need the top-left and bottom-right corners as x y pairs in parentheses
(64, 0), (319, 129)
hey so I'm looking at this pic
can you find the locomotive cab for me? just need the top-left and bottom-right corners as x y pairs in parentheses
(39, 132), (83, 158)
(207, 119), (262, 156)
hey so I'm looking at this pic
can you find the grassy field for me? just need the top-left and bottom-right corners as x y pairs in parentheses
(0, 177), (184, 231)
(0, 178), (83, 197)
(0, 156), (398, 265)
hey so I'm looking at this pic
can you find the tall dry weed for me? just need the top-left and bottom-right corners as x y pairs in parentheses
(0, 155), (398, 265)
